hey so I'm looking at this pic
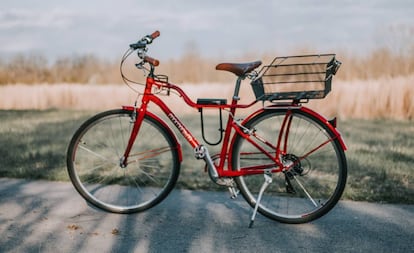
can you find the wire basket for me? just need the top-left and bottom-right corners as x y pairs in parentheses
(251, 54), (341, 101)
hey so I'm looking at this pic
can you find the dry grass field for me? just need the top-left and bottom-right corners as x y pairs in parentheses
(0, 46), (413, 119)
(308, 75), (414, 120)
(1, 46), (413, 85)
(0, 75), (412, 119)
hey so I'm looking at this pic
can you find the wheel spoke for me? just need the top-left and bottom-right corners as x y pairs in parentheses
(231, 109), (346, 224)
(292, 175), (318, 207)
(67, 110), (180, 213)
(78, 143), (119, 165)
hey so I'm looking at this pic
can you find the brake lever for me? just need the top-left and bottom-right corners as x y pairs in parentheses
(130, 31), (159, 50)
(130, 36), (152, 50)
(135, 61), (145, 69)
(135, 61), (148, 76)
(129, 42), (146, 50)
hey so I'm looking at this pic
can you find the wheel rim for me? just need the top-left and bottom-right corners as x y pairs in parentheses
(233, 110), (346, 222)
(68, 111), (178, 212)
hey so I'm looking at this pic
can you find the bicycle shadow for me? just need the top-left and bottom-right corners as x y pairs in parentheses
(100, 188), (414, 253)
(0, 178), (413, 253)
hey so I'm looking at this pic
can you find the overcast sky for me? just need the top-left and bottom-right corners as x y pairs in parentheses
(1, 0), (413, 61)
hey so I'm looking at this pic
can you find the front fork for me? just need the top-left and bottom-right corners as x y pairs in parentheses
(120, 103), (148, 168)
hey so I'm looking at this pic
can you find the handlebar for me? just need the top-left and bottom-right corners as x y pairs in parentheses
(149, 30), (160, 40)
(129, 30), (160, 67)
(129, 30), (160, 49)
(144, 56), (160, 67)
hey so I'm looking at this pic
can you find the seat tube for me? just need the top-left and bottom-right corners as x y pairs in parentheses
(232, 76), (243, 101)
(217, 77), (243, 170)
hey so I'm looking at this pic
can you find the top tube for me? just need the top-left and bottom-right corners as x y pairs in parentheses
(149, 76), (258, 111)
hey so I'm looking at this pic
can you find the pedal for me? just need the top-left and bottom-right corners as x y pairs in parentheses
(215, 177), (234, 186)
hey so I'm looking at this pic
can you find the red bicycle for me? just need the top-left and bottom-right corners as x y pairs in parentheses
(67, 31), (347, 226)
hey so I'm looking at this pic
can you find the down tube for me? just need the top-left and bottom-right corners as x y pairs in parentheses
(150, 96), (200, 148)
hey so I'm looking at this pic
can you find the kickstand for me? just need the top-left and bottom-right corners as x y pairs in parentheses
(249, 173), (272, 228)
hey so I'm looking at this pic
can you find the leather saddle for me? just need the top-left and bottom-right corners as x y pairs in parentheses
(216, 61), (262, 77)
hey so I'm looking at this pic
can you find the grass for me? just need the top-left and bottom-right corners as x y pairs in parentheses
(0, 110), (92, 181)
(1, 44), (413, 85)
(340, 119), (414, 203)
(0, 109), (412, 204)
(1, 75), (413, 119)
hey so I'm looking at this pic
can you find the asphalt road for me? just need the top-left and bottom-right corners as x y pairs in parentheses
(0, 178), (413, 253)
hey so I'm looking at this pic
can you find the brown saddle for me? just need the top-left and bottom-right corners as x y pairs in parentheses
(215, 61), (262, 77)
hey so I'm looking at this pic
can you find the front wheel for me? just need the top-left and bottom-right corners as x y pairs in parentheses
(231, 109), (347, 224)
(66, 109), (180, 213)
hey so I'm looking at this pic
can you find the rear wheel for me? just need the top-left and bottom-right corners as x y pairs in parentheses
(231, 109), (347, 223)
(67, 109), (180, 213)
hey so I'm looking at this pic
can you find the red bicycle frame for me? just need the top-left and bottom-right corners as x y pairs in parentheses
(121, 75), (347, 178)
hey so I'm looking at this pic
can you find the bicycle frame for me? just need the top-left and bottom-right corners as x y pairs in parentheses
(121, 75), (347, 179)
(66, 31), (348, 225)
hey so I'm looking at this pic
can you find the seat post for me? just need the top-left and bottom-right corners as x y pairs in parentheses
(232, 76), (244, 101)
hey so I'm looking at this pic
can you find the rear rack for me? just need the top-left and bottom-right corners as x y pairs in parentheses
(251, 54), (341, 101)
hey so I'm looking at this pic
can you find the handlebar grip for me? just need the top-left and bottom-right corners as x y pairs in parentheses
(150, 30), (160, 40)
(144, 56), (160, 67)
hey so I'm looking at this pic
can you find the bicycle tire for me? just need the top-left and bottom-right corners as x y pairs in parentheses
(67, 109), (180, 213)
(231, 108), (347, 224)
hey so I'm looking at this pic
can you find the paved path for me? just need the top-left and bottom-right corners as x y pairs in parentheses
(0, 178), (413, 253)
